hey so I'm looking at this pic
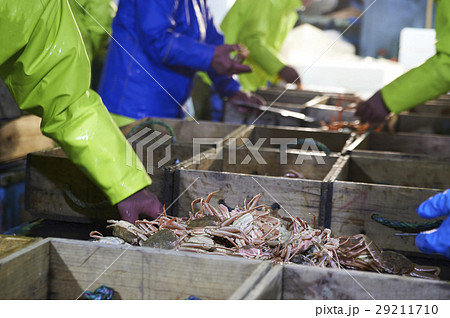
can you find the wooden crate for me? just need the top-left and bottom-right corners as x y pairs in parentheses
(0, 235), (41, 259)
(410, 102), (450, 117)
(222, 95), (327, 127)
(26, 144), (207, 222)
(395, 113), (450, 135)
(120, 117), (245, 144)
(0, 115), (54, 163)
(256, 88), (324, 104)
(245, 264), (450, 300)
(256, 87), (356, 106)
(326, 155), (449, 252)
(303, 105), (357, 124)
(0, 238), (269, 300)
(348, 132), (450, 160)
(25, 119), (246, 223)
(171, 147), (339, 225)
(234, 125), (355, 154)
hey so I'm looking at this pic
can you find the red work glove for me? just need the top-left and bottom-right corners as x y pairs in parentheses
(229, 90), (266, 114)
(211, 44), (252, 76)
(278, 65), (301, 85)
(116, 187), (163, 223)
(355, 90), (390, 123)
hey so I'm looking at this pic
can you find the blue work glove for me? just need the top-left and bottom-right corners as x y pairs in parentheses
(415, 190), (450, 259)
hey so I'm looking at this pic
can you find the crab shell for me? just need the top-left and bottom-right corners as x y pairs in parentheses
(94, 236), (126, 245)
(377, 250), (414, 275)
(106, 220), (145, 245)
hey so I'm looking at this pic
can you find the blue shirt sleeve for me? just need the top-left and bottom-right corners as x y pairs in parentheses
(136, 0), (215, 71)
(204, 2), (240, 97)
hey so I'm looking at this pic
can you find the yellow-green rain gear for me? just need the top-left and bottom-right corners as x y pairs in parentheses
(382, 0), (450, 113)
(0, 0), (151, 205)
(221, 0), (303, 92)
(69, 0), (117, 62)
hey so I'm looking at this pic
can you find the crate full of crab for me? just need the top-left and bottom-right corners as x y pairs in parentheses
(169, 144), (340, 224)
(87, 191), (448, 300)
(0, 237), (272, 300)
(25, 118), (246, 223)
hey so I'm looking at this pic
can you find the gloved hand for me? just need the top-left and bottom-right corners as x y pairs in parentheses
(210, 44), (252, 76)
(116, 187), (163, 223)
(355, 90), (390, 123)
(278, 65), (301, 85)
(415, 190), (450, 259)
(229, 90), (266, 114)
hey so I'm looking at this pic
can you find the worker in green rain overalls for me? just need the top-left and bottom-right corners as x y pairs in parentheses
(0, 0), (162, 223)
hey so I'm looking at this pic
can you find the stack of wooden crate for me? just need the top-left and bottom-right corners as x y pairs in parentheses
(17, 95), (450, 299)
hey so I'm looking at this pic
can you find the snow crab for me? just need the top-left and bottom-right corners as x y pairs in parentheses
(338, 234), (440, 280)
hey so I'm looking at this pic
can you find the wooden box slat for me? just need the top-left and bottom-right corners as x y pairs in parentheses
(411, 103), (450, 116)
(172, 147), (337, 224)
(25, 119), (246, 223)
(233, 125), (354, 153)
(120, 117), (244, 144)
(328, 155), (448, 252)
(25, 145), (206, 222)
(2, 238), (448, 300)
(343, 155), (450, 189)
(175, 169), (323, 225)
(0, 239), (49, 300)
(256, 88), (323, 105)
(350, 132), (450, 160)
(395, 113), (450, 135)
(0, 238), (267, 300)
(247, 264), (450, 300)
(0, 115), (54, 163)
(0, 235), (41, 259)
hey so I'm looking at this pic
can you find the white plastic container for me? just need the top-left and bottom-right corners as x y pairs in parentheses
(398, 27), (436, 71)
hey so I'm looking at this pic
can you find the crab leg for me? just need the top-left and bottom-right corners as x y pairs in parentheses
(205, 191), (219, 203)
(247, 194), (262, 210)
(204, 202), (224, 221)
(89, 230), (104, 239)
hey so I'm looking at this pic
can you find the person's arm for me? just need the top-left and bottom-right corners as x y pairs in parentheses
(136, 0), (215, 71)
(203, 3), (241, 97)
(381, 0), (450, 113)
(223, 0), (286, 77)
(0, 0), (155, 214)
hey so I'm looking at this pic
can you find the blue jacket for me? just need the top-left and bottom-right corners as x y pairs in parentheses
(98, 0), (240, 119)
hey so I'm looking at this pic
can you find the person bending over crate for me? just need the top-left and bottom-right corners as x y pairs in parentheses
(0, 0), (162, 223)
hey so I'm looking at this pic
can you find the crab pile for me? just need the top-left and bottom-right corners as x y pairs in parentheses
(91, 192), (440, 280)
